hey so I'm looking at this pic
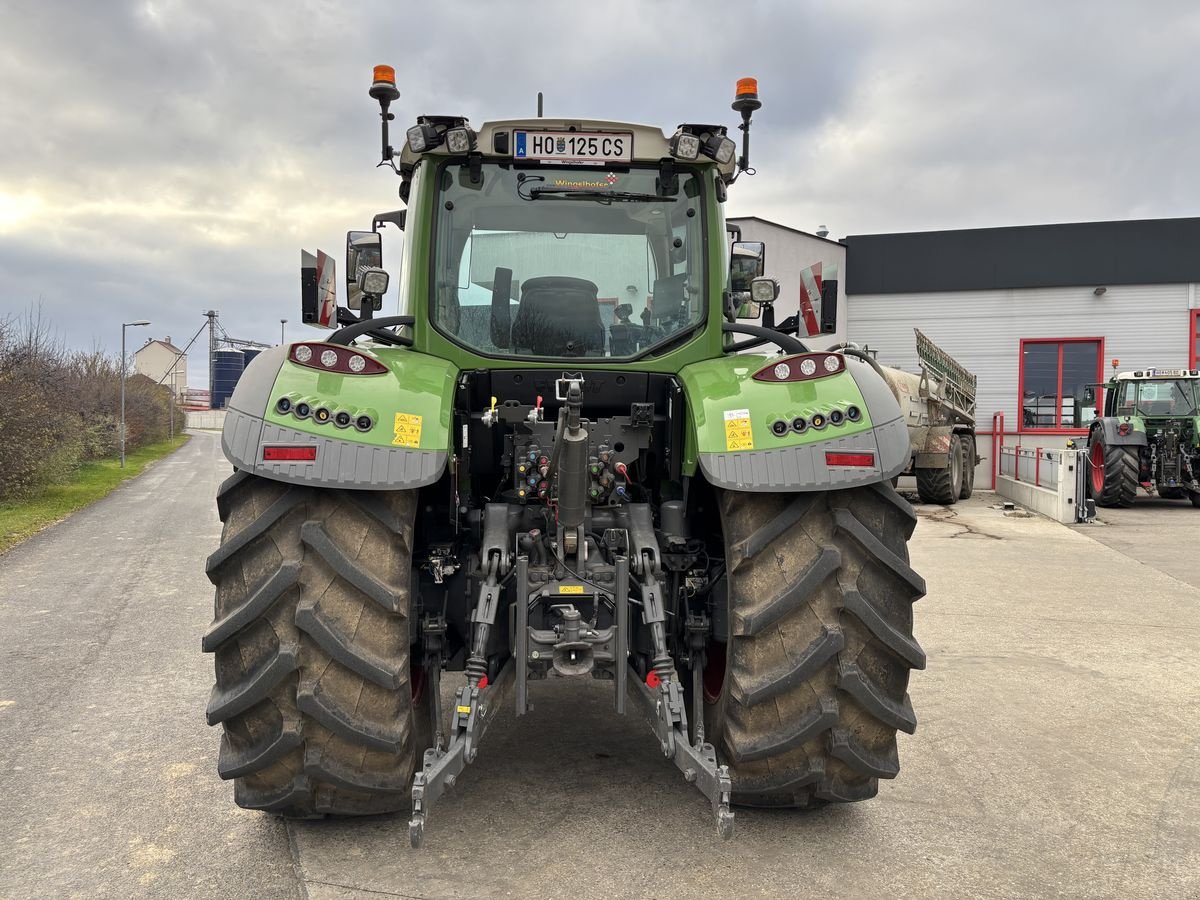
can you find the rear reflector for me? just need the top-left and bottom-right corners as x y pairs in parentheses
(825, 452), (875, 467)
(263, 446), (318, 462)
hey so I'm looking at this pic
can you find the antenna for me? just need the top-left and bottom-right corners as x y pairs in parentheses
(537, 92), (543, 118)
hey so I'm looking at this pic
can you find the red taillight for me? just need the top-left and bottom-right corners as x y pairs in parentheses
(825, 452), (875, 467)
(753, 353), (845, 382)
(289, 343), (387, 375)
(263, 446), (318, 462)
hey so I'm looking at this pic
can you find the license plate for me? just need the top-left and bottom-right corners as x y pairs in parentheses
(1148, 368), (1187, 377)
(514, 130), (632, 163)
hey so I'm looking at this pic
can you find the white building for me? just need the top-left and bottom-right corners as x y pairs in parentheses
(729, 215), (1200, 487)
(727, 216), (847, 349)
(134, 337), (188, 401)
(844, 217), (1200, 486)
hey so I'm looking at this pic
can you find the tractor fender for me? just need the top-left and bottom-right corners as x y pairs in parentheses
(1090, 417), (1148, 448)
(220, 344), (454, 490)
(679, 353), (909, 492)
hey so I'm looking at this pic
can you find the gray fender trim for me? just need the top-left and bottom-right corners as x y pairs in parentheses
(221, 408), (447, 490)
(227, 345), (288, 418)
(698, 415), (909, 492)
(1092, 418), (1148, 448)
(697, 355), (909, 492)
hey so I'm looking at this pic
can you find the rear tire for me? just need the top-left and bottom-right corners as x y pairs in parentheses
(704, 483), (926, 808)
(1189, 491), (1200, 508)
(916, 437), (963, 505)
(958, 434), (976, 500)
(1088, 439), (1138, 508)
(204, 471), (430, 817)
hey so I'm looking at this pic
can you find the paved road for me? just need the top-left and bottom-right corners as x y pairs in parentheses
(1075, 495), (1200, 590)
(2, 432), (1198, 899)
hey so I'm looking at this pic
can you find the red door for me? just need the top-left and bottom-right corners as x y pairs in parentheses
(1191, 309), (1200, 369)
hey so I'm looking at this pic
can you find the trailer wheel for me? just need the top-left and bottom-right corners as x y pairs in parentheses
(958, 435), (976, 500)
(1088, 439), (1137, 508)
(703, 482), (926, 808)
(203, 471), (431, 817)
(916, 437), (963, 505)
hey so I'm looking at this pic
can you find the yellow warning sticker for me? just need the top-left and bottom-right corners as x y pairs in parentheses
(456, 705), (471, 715)
(723, 408), (754, 451)
(558, 585), (584, 594)
(392, 412), (423, 448)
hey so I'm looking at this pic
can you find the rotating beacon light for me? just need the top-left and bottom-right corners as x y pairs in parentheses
(731, 77), (761, 174)
(369, 65), (401, 164)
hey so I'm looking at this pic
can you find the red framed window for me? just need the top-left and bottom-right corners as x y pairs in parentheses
(1190, 310), (1200, 369)
(1018, 337), (1104, 433)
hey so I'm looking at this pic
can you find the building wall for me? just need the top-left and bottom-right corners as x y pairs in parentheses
(727, 218), (847, 350)
(847, 282), (1200, 481)
(134, 343), (187, 399)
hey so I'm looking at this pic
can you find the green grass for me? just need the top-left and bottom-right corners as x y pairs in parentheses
(0, 434), (191, 554)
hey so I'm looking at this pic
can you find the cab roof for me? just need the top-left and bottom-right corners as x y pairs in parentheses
(397, 117), (737, 179)
(1113, 368), (1200, 380)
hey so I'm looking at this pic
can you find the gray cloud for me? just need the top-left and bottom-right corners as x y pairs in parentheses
(2, 0), (1197, 384)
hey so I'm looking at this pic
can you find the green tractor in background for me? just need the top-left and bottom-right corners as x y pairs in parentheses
(204, 69), (925, 846)
(1086, 367), (1200, 507)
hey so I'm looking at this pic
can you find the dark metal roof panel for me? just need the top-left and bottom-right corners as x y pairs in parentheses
(845, 217), (1200, 295)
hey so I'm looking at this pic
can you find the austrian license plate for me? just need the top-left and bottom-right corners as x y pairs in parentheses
(1148, 369), (1188, 377)
(514, 130), (633, 164)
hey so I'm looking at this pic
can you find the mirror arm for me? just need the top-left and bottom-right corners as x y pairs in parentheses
(330, 315), (415, 347)
(721, 322), (807, 354)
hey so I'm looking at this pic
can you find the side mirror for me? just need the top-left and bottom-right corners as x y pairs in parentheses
(729, 241), (765, 293)
(346, 230), (383, 311)
(301, 248), (337, 328)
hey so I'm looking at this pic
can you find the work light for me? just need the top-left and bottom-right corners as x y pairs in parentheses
(750, 277), (779, 304)
(669, 131), (701, 160)
(359, 268), (390, 296)
(445, 126), (476, 153)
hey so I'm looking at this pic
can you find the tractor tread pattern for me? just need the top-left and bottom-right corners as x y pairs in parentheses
(1094, 441), (1139, 508)
(202, 562), (301, 652)
(217, 715), (303, 779)
(300, 521), (407, 614)
(916, 437), (963, 505)
(204, 476), (422, 817)
(295, 596), (405, 689)
(205, 642), (299, 725)
(837, 659), (918, 733)
(731, 548), (840, 636)
(710, 483), (925, 808)
(205, 488), (303, 576)
(729, 625), (844, 705)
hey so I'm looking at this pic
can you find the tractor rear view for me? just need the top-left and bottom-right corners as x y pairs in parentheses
(203, 70), (925, 847)
(1087, 368), (1200, 507)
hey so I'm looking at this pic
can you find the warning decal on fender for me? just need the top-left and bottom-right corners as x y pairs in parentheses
(393, 413), (422, 448)
(724, 408), (754, 451)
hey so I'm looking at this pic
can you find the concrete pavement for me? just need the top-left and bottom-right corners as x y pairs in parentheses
(1074, 495), (1200, 590)
(1, 431), (1197, 899)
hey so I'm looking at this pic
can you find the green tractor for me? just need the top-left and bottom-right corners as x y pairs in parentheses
(1086, 367), (1200, 507)
(204, 69), (925, 845)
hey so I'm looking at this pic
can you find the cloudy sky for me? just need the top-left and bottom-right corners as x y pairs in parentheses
(2, 0), (1197, 384)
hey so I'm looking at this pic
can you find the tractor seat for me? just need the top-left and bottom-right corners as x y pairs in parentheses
(511, 276), (603, 356)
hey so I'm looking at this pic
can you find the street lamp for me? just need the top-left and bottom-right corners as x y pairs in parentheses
(280, 319), (287, 344)
(121, 320), (151, 467)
